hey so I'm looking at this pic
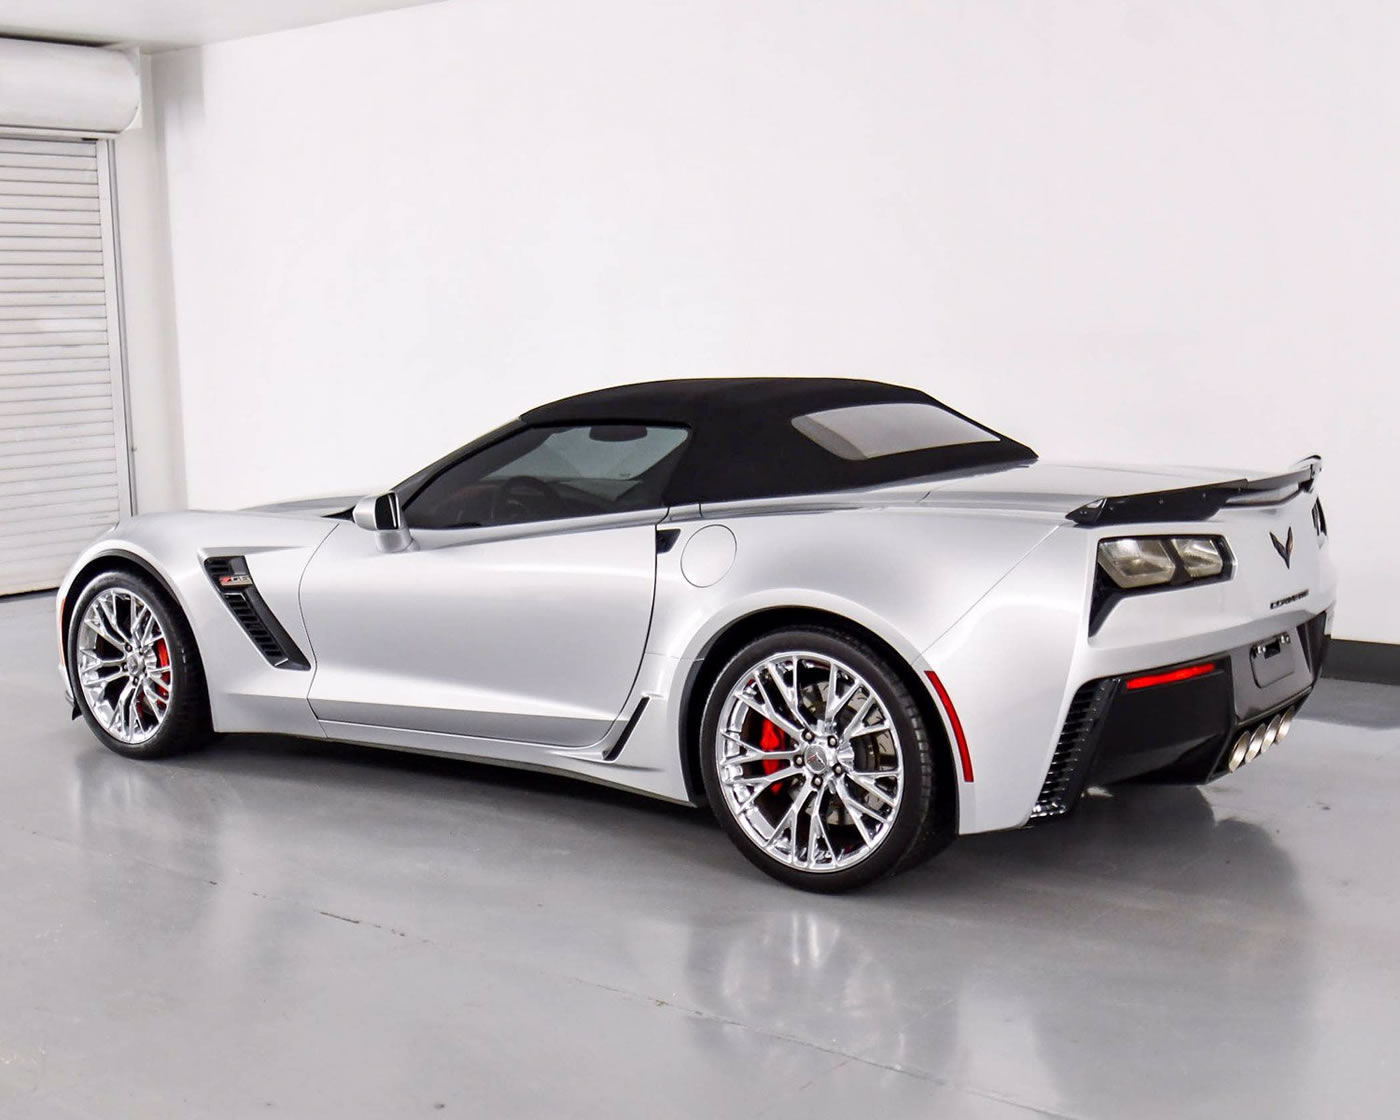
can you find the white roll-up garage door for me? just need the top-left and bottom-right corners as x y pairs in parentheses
(0, 135), (130, 596)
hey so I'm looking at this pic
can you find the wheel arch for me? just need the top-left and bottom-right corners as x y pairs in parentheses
(62, 548), (216, 757)
(61, 550), (189, 665)
(677, 604), (960, 837)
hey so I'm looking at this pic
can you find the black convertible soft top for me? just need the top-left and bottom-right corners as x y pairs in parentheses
(521, 378), (1036, 505)
(395, 378), (1036, 509)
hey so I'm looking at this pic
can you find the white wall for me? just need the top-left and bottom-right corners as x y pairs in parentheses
(147, 0), (1400, 642)
(112, 54), (186, 512)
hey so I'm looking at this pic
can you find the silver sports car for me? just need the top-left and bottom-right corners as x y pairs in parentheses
(56, 379), (1336, 890)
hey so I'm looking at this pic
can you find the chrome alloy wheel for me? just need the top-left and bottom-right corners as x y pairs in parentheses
(714, 651), (905, 874)
(76, 588), (175, 745)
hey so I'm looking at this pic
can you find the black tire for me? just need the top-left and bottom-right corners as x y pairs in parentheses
(699, 626), (946, 892)
(66, 569), (212, 760)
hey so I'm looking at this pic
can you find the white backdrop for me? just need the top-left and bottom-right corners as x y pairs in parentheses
(136, 0), (1399, 641)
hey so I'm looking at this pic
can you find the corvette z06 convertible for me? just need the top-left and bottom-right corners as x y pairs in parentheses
(57, 379), (1335, 890)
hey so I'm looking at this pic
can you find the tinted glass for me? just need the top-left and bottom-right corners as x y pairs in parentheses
(405, 424), (688, 530)
(791, 402), (999, 460)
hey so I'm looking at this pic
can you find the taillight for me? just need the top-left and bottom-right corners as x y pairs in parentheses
(1097, 536), (1231, 590)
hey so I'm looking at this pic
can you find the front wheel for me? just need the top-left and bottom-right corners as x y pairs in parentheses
(67, 570), (212, 759)
(699, 627), (943, 892)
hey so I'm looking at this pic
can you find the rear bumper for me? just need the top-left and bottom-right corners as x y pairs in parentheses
(1031, 611), (1328, 819)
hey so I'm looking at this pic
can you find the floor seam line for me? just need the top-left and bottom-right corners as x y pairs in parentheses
(555, 972), (1087, 1120)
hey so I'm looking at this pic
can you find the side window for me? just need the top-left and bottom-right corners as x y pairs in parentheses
(404, 424), (689, 530)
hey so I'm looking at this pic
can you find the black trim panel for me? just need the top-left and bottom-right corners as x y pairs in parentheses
(203, 556), (310, 670)
(1321, 639), (1400, 686)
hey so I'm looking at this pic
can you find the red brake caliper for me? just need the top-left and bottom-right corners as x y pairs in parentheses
(760, 719), (787, 793)
(153, 639), (170, 707)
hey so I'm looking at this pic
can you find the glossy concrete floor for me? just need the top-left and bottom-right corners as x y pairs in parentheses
(2, 593), (1399, 1119)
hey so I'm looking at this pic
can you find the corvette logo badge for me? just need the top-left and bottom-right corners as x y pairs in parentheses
(1270, 528), (1295, 568)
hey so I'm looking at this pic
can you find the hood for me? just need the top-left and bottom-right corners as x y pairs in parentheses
(242, 494), (360, 518)
(918, 460), (1270, 516)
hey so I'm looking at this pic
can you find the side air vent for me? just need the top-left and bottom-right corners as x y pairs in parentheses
(1031, 680), (1114, 820)
(603, 697), (650, 762)
(203, 556), (310, 670)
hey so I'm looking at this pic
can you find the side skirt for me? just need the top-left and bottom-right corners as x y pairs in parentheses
(315, 699), (693, 806)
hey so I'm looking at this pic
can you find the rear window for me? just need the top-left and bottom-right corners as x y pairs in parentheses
(791, 402), (1000, 460)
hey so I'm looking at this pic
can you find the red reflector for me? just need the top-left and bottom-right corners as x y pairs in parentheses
(925, 671), (973, 783)
(1125, 662), (1217, 691)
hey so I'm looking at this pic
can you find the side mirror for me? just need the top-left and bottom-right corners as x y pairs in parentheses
(352, 491), (401, 532)
(351, 492), (414, 552)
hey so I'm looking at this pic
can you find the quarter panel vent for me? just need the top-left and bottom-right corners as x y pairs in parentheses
(1031, 680), (1115, 820)
(204, 556), (310, 670)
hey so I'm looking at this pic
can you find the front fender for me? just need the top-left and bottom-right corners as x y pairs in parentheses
(57, 511), (338, 737)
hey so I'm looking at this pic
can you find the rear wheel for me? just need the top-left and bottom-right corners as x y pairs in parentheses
(67, 571), (212, 759)
(699, 627), (943, 892)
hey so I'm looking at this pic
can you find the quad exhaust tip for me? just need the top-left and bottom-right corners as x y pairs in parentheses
(1245, 725), (1267, 763)
(1227, 706), (1298, 773)
(1228, 732), (1250, 772)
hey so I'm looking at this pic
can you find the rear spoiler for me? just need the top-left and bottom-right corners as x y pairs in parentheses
(1067, 456), (1322, 527)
